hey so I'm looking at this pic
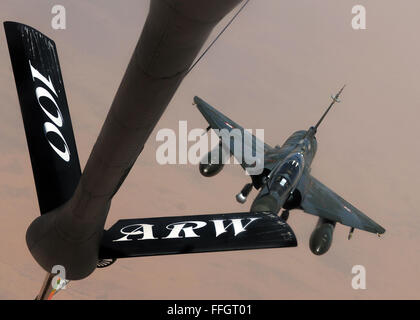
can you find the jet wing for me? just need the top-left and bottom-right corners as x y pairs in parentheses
(299, 175), (386, 234)
(194, 96), (273, 174)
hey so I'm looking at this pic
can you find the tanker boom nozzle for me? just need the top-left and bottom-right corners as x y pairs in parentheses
(236, 183), (253, 204)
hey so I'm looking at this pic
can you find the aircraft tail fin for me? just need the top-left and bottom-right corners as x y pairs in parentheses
(4, 22), (81, 214)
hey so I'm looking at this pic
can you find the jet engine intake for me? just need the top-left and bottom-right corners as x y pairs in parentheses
(283, 189), (302, 210)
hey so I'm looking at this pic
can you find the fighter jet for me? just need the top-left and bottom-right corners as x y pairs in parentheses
(194, 87), (385, 256)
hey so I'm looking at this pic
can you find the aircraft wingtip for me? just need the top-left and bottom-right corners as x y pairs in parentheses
(377, 226), (386, 235)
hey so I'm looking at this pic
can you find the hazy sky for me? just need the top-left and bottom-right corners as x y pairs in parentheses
(0, 0), (419, 299)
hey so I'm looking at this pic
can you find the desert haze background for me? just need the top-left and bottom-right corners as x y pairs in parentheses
(0, 0), (419, 299)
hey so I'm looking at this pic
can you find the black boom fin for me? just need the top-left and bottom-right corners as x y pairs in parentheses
(99, 212), (297, 259)
(4, 22), (81, 214)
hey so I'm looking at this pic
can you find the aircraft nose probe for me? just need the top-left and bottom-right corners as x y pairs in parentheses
(314, 85), (346, 131)
(331, 85), (346, 103)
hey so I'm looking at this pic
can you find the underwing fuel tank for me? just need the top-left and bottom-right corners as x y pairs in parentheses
(309, 218), (336, 255)
(199, 143), (228, 177)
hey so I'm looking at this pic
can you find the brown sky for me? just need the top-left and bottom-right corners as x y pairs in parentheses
(0, 0), (419, 299)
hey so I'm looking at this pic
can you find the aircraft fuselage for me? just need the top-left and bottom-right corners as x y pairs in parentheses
(250, 127), (318, 214)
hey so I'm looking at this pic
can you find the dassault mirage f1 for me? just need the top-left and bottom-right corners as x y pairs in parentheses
(194, 87), (385, 255)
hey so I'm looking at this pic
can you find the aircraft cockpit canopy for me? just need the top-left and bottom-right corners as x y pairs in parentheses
(270, 154), (304, 191)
